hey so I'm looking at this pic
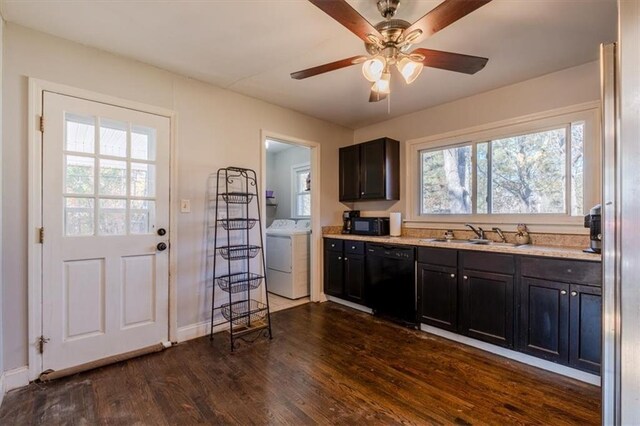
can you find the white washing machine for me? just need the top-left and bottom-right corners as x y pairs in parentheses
(266, 220), (310, 299)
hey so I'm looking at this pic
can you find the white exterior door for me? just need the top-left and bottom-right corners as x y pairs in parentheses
(41, 92), (170, 372)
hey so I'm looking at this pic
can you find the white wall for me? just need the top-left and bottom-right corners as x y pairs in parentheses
(2, 23), (352, 370)
(266, 145), (311, 221)
(352, 61), (601, 216)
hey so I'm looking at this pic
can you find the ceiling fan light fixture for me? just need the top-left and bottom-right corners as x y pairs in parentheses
(397, 57), (423, 84)
(362, 56), (386, 82)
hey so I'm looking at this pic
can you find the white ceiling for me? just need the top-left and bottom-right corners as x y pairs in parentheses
(0, 0), (617, 129)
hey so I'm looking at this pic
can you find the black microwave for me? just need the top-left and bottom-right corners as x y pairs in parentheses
(351, 217), (390, 236)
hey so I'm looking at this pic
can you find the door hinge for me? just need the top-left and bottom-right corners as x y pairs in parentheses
(39, 227), (45, 244)
(39, 116), (45, 133)
(38, 336), (50, 354)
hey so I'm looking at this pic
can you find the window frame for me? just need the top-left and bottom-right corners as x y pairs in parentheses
(291, 162), (311, 219)
(406, 103), (600, 232)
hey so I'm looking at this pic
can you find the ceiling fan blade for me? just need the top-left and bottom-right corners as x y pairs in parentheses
(412, 48), (488, 75)
(291, 55), (366, 80)
(405, 0), (492, 45)
(308, 0), (383, 42)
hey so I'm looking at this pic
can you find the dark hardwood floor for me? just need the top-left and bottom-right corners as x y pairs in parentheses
(0, 302), (600, 425)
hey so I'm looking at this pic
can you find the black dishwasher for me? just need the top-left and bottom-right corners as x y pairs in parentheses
(365, 243), (417, 328)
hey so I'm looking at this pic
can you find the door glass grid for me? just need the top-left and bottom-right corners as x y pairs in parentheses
(63, 113), (158, 236)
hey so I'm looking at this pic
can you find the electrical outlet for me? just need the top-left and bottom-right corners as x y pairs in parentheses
(180, 199), (191, 213)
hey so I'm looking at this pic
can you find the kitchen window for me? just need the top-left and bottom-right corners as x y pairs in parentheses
(292, 164), (311, 218)
(409, 105), (600, 229)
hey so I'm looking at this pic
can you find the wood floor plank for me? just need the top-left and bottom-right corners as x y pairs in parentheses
(0, 302), (600, 425)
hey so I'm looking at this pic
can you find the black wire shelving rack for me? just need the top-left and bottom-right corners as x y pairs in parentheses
(209, 167), (272, 350)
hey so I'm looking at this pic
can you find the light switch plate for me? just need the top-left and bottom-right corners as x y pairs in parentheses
(180, 199), (191, 213)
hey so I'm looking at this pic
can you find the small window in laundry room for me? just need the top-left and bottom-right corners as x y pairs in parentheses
(292, 163), (311, 218)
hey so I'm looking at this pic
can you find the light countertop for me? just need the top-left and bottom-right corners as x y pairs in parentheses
(323, 233), (601, 262)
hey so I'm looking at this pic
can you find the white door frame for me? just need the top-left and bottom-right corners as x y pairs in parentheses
(260, 130), (322, 302)
(27, 79), (179, 381)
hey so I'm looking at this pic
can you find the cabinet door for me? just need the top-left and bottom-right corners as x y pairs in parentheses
(461, 270), (514, 347)
(344, 254), (366, 305)
(519, 278), (570, 363)
(417, 263), (458, 332)
(323, 250), (344, 297)
(360, 139), (386, 199)
(569, 284), (602, 373)
(339, 145), (361, 201)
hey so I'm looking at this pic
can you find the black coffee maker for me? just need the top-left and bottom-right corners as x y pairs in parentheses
(583, 204), (601, 253)
(342, 210), (360, 234)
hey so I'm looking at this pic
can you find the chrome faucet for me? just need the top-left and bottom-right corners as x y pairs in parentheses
(492, 227), (507, 243)
(465, 223), (485, 239)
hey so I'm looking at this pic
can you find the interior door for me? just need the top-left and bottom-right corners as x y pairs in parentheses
(41, 92), (170, 373)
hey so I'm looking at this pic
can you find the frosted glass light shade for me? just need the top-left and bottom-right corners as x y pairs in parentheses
(362, 57), (386, 82)
(371, 72), (391, 94)
(397, 57), (424, 84)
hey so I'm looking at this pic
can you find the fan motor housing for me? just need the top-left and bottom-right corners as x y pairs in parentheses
(365, 19), (412, 55)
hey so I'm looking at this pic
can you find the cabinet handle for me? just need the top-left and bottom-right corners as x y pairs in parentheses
(361, 191), (365, 195)
(351, 246), (356, 250)
(463, 275), (468, 280)
(450, 274), (456, 278)
(571, 291), (578, 297)
(561, 290), (567, 295)
(331, 244), (335, 248)
(338, 256), (342, 260)
(344, 257), (349, 262)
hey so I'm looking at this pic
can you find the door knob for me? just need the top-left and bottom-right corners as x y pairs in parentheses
(157, 242), (167, 251)
(157, 228), (167, 236)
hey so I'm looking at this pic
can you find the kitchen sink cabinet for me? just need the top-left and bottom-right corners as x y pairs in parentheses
(338, 138), (399, 202)
(323, 238), (367, 305)
(519, 257), (602, 374)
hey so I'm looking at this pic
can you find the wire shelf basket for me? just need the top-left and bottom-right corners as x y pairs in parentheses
(221, 299), (268, 326)
(216, 272), (263, 294)
(220, 192), (254, 204)
(218, 218), (257, 230)
(218, 244), (261, 260)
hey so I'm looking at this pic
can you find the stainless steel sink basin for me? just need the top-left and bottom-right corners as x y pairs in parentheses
(421, 238), (470, 243)
(424, 238), (528, 248)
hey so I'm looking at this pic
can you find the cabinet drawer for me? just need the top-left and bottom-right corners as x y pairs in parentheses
(344, 240), (365, 255)
(462, 251), (515, 274)
(324, 238), (343, 252)
(417, 247), (457, 267)
(521, 257), (601, 286)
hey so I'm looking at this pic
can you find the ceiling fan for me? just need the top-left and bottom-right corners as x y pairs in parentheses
(291, 0), (492, 102)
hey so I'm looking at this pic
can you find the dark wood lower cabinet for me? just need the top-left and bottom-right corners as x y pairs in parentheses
(324, 250), (344, 297)
(417, 263), (458, 332)
(344, 254), (366, 304)
(520, 278), (570, 363)
(461, 270), (514, 348)
(520, 277), (602, 374)
(569, 284), (602, 374)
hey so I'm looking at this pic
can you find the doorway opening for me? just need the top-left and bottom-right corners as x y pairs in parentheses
(261, 134), (320, 312)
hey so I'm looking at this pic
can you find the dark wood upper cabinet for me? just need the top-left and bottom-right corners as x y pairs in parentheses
(339, 138), (399, 202)
(339, 145), (360, 202)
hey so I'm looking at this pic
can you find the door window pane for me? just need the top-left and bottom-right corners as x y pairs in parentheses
(476, 142), (489, 214)
(131, 163), (155, 197)
(99, 119), (127, 158)
(65, 114), (95, 154)
(130, 200), (155, 234)
(99, 159), (127, 196)
(131, 126), (156, 161)
(99, 199), (127, 235)
(421, 145), (472, 214)
(65, 155), (95, 195)
(65, 197), (94, 236)
(296, 194), (311, 217)
(490, 128), (566, 214)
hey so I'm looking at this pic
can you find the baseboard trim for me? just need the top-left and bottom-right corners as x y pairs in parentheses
(177, 321), (229, 342)
(4, 366), (30, 393)
(0, 372), (5, 407)
(326, 296), (373, 314)
(420, 324), (601, 386)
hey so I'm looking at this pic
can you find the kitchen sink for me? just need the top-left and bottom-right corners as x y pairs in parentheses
(423, 238), (528, 248)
